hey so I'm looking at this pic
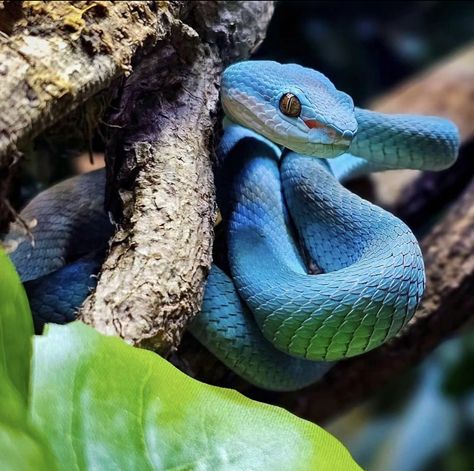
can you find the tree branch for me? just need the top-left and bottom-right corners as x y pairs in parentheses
(78, 2), (275, 352)
(0, 1), (166, 167)
(0, 1), (274, 350)
(0, 1), (174, 230)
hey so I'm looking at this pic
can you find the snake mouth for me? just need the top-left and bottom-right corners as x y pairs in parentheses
(303, 119), (355, 154)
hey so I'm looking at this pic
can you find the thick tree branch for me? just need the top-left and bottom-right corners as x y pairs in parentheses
(0, 1), (173, 230)
(0, 1), (274, 350)
(0, 1), (166, 166)
(78, 2), (275, 351)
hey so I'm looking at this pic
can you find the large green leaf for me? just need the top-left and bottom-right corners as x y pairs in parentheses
(0, 248), (360, 469)
(0, 249), (33, 403)
(31, 322), (362, 471)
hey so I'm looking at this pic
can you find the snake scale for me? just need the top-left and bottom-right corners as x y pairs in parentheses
(6, 61), (459, 391)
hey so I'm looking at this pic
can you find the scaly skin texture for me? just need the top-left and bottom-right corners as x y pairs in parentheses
(231, 149), (424, 360)
(7, 61), (459, 391)
(6, 169), (113, 282)
(351, 108), (459, 171)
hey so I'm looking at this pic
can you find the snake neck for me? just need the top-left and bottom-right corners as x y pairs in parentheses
(349, 108), (459, 171)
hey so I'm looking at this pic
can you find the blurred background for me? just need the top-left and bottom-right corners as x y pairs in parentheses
(254, 2), (474, 470)
(10, 2), (474, 470)
(256, 1), (473, 105)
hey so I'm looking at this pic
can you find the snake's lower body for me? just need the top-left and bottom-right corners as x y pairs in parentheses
(6, 108), (458, 391)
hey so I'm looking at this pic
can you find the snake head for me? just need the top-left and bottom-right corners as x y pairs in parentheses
(221, 61), (358, 158)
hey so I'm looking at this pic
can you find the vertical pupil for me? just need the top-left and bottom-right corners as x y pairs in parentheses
(287, 96), (294, 113)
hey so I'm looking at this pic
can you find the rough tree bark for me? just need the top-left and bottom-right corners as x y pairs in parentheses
(0, 1), (157, 163)
(79, 1), (274, 351)
(0, 1), (275, 350)
(0, 1), (165, 230)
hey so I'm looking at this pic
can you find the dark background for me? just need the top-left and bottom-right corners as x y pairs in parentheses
(256, 1), (473, 104)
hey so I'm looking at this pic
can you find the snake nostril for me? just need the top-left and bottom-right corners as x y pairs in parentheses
(342, 130), (354, 140)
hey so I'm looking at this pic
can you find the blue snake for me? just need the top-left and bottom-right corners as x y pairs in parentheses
(6, 61), (459, 391)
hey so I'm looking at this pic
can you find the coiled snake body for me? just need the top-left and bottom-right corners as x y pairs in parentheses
(7, 62), (459, 391)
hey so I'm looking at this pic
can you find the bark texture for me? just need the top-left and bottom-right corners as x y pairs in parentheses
(78, 1), (275, 351)
(0, 1), (164, 231)
(0, 1), (162, 166)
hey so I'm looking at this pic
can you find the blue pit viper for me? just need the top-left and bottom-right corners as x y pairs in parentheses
(6, 61), (459, 391)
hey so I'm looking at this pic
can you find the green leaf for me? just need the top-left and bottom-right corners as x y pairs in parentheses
(0, 247), (360, 469)
(0, 249), (33, 403)
(0, 365), (59, 471)
(0, 249), (58, 470)
(31, 322), (361, 471)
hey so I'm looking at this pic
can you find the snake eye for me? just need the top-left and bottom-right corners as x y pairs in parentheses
(279, 93), (301, 118)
